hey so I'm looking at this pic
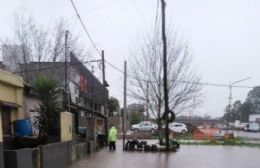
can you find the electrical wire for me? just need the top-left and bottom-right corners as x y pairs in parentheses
(129, 0), (149, 24)
(87, 0), (119, 15)
(68, 0), (254, 90)
(153, 0), (160, 47)
(105, 61), (254, 89)
(69, 0), (102, 57)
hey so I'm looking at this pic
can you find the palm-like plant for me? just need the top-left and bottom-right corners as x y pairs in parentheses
(34, 76), (62, 136)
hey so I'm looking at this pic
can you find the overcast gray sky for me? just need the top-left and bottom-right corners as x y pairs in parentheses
(1, 0), (260, 117)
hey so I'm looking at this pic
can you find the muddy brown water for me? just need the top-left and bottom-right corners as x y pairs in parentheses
(72, 140), (260, 168)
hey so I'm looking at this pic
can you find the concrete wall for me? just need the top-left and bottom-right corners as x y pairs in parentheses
(3, 141), (91, 168)
(0, 143), (4, 168)
(87, 141), (95, 155)
(87, 117), (96, 141)
(74, 142), (88, 161)
(60, 112), (73, 142)
(2, 141), (95, 168)
(40, 141), (72, 168)
(0, 111), (4, 168)
(0, 111), (3, 143)
(4, 148), (33, 168)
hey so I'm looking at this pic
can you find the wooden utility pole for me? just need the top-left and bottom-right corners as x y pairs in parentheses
(91, 66), (95, 111)
(101, 50), (107, 115)
(64, 30), (70, 112)
(122, 61), (127, 150)
(101, 50), (108, 146)
(160, 0), (170, 151)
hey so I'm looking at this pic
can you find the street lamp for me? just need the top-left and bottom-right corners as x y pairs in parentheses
(226, 77), (251, 133)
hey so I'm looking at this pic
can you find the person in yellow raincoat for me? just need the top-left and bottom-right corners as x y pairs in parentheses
(108, 124), (117, 151)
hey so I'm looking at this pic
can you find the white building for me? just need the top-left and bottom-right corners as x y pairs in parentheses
(249, 114), (260, 123)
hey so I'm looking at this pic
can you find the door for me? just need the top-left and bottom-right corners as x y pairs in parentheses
(1, 107), (12, 139)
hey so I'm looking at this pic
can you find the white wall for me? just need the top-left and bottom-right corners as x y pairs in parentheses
(249, 114), (260, 122)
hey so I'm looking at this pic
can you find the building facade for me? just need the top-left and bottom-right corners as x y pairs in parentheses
(18, 53), (108, 141)
(0, 69), (24, 149)
(249, 114), (260, 123)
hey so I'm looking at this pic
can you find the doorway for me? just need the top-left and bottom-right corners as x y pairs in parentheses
(1, 106), (12, 149)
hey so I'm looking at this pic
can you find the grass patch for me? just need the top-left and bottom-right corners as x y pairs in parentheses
(177, 138), (260, 148)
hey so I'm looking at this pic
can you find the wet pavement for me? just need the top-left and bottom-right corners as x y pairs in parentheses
(72, 140), (260, 168)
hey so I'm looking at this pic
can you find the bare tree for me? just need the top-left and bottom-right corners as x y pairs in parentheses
(50, 19), (66, 62)
(31, 24), (51, 69)
(129, 30), (202, 142)
(1, 43), (22, 72)
(50, 19), (91, 63)
(1, 11), (90, 76)
(12, 12), (34, 80)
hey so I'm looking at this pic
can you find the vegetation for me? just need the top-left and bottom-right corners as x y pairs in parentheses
(128, 103), (145, 125)
(223, 86), (260, 122)
(33, 75), (62, 136)
(129, 29), (202, 143)
(108, 97), (120, 116)
(2, 10), (89, 75)
(178, 139), (260, 148)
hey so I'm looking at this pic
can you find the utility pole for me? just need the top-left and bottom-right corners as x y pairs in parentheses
(101, 50), (107, 116)
(146, 81), (149, 121)
(123, 61), (127, 150)
(101, 50), (108, 146)
(226, 77), (251, 134)
(91, 66), (95, 111)
(226, 84), (232, 133)
(64, 30), (70, 112)
(160, 0), (170, 151)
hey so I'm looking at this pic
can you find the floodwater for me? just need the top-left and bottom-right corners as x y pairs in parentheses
(72, 140), (260, 168)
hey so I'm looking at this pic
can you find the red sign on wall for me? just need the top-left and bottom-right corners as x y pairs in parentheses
(79, 75), (87, 93)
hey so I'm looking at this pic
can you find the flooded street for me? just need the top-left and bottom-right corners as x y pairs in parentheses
(72, 140), (260, 168)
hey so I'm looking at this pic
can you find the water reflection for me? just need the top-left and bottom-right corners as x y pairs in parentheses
(72, 143), (260, 168)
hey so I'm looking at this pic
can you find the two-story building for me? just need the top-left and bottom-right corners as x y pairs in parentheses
(19, 53), (108, 142)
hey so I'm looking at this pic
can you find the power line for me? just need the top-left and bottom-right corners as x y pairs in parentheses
(69, 0), (102, 57)
(129, 0), (148, 24)
(93, 1), (129, 31)
(105, 60), (125, 74)
(153, 0), (160, 45)
(175, 81), (254, 89)
(87, 0), (119, 15)
(109, 75), (124, 86)
(68, 0), (254, 90)
(68, 0), (128, 80)
(105, 61), (254, 89)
